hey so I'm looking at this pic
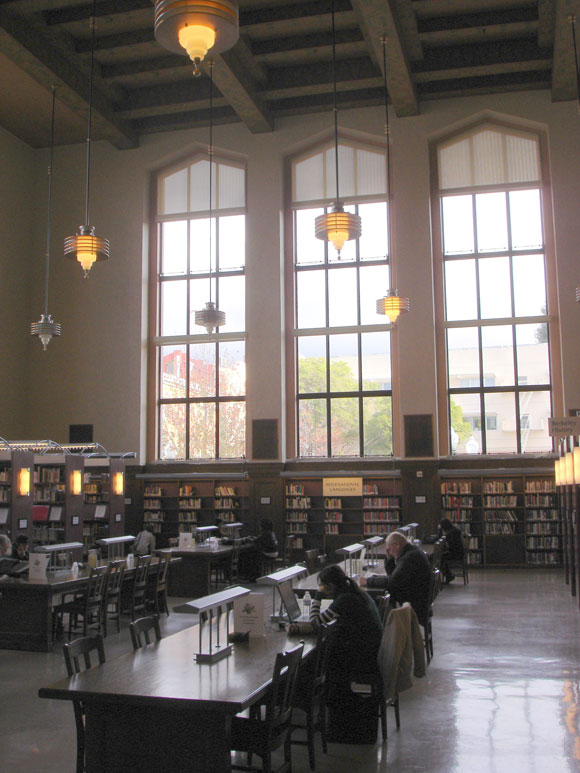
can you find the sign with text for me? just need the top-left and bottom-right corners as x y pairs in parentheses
(29, 553), (49, 581)
(548, 417), (580, 437)
(178, 532), (193, 550)
(322, 477), (363, 497)
(234, 592), (265, 638)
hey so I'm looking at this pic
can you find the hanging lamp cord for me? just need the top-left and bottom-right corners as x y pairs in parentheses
(44, 86), (56, 317)
(208, 58), (214, 304)
(381, 35), (393, 271)
(85, 0), (97, 226)
(331, 0), (340, 206)
(570, 16), (580, 113)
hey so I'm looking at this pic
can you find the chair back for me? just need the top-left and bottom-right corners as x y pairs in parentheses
(131, 555), (152, 619)
(378, 592), (393, 627)
(304, 548), (319, 575)
(430, 568), (441, 602)
(156, 553), (170, 588)
(265, 643), (304, 740)
(230, 540), (241, 582)
(431, 538), (446, 570)
(130, 615), (162, 650)
(104, 560), (125, 599)
(63, 634), (106, 676)
(283, 535), (296, 565)
(84, 566), (107, 619)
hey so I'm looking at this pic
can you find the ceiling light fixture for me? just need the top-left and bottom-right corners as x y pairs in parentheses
(195, 60), (226, 336)
(154, 0), (239, 77)
(314, 0), (361, 258)
(30, 86), (62, 351)
(375, 35), (409, 325)
(64, 0), (109, 278)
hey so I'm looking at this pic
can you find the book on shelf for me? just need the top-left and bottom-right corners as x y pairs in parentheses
(286, 484), (305, 495)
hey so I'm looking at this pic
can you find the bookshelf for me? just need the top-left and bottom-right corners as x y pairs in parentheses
(32, 455), (85, 548)
(0, 450), (34, 542)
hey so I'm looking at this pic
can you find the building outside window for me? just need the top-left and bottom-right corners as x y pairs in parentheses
(289, 138), (393, 457)
(434, 120), (555, 454)
(151, 154), (246, 460)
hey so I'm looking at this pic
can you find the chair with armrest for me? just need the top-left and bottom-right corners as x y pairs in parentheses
(62, 634), (106, 773)
(130, 614), (162, 650)
(230, 642), (304, 773)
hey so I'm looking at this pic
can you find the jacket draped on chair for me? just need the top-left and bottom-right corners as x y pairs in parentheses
(377, 602), (426, 700)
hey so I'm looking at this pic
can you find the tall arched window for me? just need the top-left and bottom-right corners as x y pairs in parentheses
(288, 136), (393, 458)
(432, 120), (559, 455)
(150, 153), (246, 460)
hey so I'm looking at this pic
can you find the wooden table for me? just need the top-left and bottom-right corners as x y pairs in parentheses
(0, 556), (174, 651)
(165, 544), (239, 597)
(39, 623), (315, 772)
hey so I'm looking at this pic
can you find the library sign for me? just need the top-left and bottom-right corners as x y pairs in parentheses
(322, 477), (363, 497)
(548, 417), (580, 437)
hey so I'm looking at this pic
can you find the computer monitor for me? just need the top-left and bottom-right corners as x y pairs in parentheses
(277, 580), (303, 622)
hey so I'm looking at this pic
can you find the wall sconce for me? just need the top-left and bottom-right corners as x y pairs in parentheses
(574, 447), (580, 485)
(565, 451), (574, 486)
(19, 468), (31, 497)
(71, 469), (82, 496)
(554, 457), (560, 487)
(112, 472), (124, 496)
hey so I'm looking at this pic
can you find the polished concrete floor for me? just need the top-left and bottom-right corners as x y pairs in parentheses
(1, 568), (580, 772)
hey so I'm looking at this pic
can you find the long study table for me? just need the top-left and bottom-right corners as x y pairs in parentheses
(39, 620), (315, 772)
(0, 556), (176, 651)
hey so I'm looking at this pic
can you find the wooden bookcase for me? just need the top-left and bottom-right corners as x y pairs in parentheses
(440, 470), (559, 567)
(32, 455), (85, 547)
(82, 459), (126, 551)
(0, 450), (34, 542)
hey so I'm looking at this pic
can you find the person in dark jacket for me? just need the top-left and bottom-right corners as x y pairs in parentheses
(361, 531), (432, 627)
(438, 517), (464, 584)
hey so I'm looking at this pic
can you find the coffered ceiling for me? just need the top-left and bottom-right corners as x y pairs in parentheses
(0, 0), (578, 149)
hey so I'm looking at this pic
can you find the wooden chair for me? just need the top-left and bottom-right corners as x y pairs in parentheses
(130, 614), (162, 650)
(129, 555), (151, 621)
(231, 643), (304, 773)
(303, 548), (319, 576)
(377, 592), (394, 627)
(62, 634), (106, 773)
(445, 534), (470, 585)
(423, 569), (440, 664)
(148, 552), (170, 616)
(60, 566), (107, 639)
(101, 560), (125, 636)
(273, 535), (296, 571)
(291, 621), (335, 770)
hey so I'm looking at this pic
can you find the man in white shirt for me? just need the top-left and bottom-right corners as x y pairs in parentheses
(133, 526), (156, 556)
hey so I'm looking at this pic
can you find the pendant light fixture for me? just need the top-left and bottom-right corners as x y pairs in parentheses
(314, 0), (361, 258)
(64, 0), (109, 278)
(31, 86), (62, 351)
(195, 60), (226, 335)
(154, 0), (239, 77)
(375, 35), (409, 325)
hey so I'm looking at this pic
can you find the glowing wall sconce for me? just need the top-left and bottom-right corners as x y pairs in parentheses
(566, 451), (574, 487)
(574, 447), (580, 485)
(71, 469), (82, 496)
(554, 458), (560, 487)
(112, 472), (124, 496)
(19, 468), (31, 496)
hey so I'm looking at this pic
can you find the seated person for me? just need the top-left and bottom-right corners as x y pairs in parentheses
(238, 518), (278, 581)
(361, 531), (432, 627)
(0, 533), (12, 556)
(438, 517), (465, 584)
(12, 534), (29, 561)
(132, 526), (156, 557)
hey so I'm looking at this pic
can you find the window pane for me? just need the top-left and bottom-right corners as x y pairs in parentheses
(442, 196), (474, 255)
(329, 334), (358, 392)
(513, 254), (546, 317)
(189, 159), (212, 212)
(516, 324), (550, 385)
(361, 332), (391, 390)
(447, 327), (479, 387)
(445, 259), (477, 321)
(294, 153), (324, 202)
(160, 345), (186, 399)
(161, 167), (187, 215)
(217, 162), (245, 209)
(219, 341), (245, 396)
(189, 402), (215, 458)
(189, 277), (216, 331)
(297, 270), (325, 328)
(475, 192), (508, 252)
(218, 275), (245, 333)
(160, 280), (187, 336)
(519, 391), (552, 453)
(218, 215), (245, 270)
(189, 217), (212, 273)
(510, 190), (542, 250)
(360, 265), (389, 326)
(358, 202), (388, 261)
(328, 267), (357, 326)
(484, 392), (517, 453)
(160, 403), (186, 460)
(482, 325), (514, 386)
(296, 208), (324, 266)
(363, 396), (392, 455)
(189, 343), (215, 398)
(449, 394), (481, 454)
(330, 397), (360, 456)
(219, 401), (246, 458)
(299, 399), (327, 456)
(479, 257), (511, 319)
(161, 221), (187, 275)
(298, 337), (326, 394)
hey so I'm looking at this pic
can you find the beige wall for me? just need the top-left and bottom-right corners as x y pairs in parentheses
(2, 89), (578, 461)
